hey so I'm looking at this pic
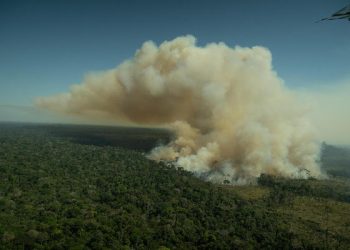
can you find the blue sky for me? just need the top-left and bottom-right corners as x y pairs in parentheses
(0, 1), (349, 116)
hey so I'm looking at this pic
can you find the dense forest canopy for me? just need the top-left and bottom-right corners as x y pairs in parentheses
(0, 123), (349, 249)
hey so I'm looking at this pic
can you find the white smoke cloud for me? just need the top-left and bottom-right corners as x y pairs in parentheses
(36, 35), (322, 184)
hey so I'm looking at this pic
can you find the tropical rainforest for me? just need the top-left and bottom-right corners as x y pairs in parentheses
(0, 123), (349, 249)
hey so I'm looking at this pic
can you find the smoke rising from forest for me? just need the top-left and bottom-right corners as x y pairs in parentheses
(36, 35), (321, 184)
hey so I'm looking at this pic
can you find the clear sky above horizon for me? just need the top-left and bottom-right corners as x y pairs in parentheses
(0, 0), (350, 144)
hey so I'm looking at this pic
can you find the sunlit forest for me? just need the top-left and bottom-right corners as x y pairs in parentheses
(0, 123), (349, 249)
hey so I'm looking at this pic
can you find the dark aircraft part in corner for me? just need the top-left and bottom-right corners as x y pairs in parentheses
(318, 4), (350, 22)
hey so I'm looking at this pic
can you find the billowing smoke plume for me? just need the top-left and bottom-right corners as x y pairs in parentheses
(37, 35), (321, 184)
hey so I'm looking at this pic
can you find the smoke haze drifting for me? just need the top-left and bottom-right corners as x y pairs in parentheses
(298, 80), (350, 146)
(37, 35), (321, 184)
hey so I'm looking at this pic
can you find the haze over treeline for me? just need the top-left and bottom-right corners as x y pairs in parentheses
(37, 36), (322, 183)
